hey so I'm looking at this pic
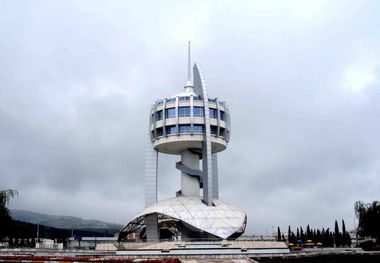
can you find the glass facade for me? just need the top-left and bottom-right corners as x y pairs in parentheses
(193, 124), (204, 133)
(179, 125), (191, 133)
(156, 110), (163, 121)
(166, 125), (176, 134)
(211, 125), (217, 135)
(151, 98), (230, 141)
(209, 108), (217, 119)
(178, 107), (190, 117)
(166, 98), (176, 103)
(219, 127), (225, 137)
(156, 127), (163, 137)
(194, 107), (204, 117)
(220, 111), (225, 121)
(165, 108), (176, 118)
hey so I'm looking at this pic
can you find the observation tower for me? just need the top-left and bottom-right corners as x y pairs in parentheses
(119, 43), (246, 241)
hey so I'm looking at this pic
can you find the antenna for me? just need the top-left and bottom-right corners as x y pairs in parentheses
(188, 41), (191, 83)
(185, 41), (193, 88)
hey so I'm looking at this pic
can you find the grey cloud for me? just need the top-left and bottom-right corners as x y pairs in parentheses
(1, 0), (379, 233)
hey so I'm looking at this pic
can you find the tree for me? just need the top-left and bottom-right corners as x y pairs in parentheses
(300, 227), (305, 241)
(316, 229), (321, 243)
(0, 189), (18, 220)
(277, 226), (281, 241)
(334, 220), (340, 247)
(342, 219), (347, 246)
(306, 225), (311, 240)
(0, 189), (18, 239)
(355, 201), (380, 241)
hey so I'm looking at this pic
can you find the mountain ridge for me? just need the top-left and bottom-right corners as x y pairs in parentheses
(11, 209), (123, 231)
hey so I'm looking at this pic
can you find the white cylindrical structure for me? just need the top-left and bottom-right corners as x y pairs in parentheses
(180, 150), (200, 197)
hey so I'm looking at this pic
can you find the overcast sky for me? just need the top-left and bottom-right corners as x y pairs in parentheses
(1, 0), (379, 235)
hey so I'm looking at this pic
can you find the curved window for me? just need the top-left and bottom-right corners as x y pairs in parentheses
(219, 127), (226, 137)
(193, 125), (204, 133)
(179, 125), (191, 133)
(211, 125), (218, 135)
(165, 108), (176, 118)
(166, 98), (176, 103)
(209, 108), (217, 119)
(194, 107), (204, 117)
(178, 107), (190, 117)
(166, 125), (176, 135)
(220, 111), (225, 121)
(156, 110), (163, 121)
(179, 96), (190, 101)
(156, 127), (163, 137)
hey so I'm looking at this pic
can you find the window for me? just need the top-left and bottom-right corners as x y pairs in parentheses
(219, 127), (226, 137)
(166, 125), (176, 135)
(156, 127), (163, 137)
(220, 111), (225, 121)
(166, 98), (176, 103)
(179, 125), (191, 133)
(156, 110), (163, 121)
(179, 96), (190, 101)
(193, 107), (204, 117)
(209, 108), (217, 118)
(193, 125), (204, 133)
(211, 125), (218, 135)
(165, 108), (176, 118)
(178, 107), (190, 117)
(193, 96), (202, 101)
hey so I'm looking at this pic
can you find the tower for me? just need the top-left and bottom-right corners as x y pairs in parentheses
(119, 43), (246, 242)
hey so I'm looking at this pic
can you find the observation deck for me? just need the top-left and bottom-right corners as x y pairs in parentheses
(149, 92), (231, 155)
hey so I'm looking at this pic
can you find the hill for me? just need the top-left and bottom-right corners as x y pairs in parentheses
(11, 209), (122, 231)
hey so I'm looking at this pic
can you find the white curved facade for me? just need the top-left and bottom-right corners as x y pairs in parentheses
(149, 95), (231, 155)
(119, 44), (246, 242)
(119, 197), (247, 240)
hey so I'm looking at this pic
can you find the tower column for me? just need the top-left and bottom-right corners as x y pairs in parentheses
(180, 150), (201, 197)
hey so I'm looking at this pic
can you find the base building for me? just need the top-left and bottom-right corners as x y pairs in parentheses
(118, 44), (247, 241)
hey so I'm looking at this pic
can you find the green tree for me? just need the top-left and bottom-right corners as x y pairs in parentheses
(277, 226), (281, 241)
(300, 227), (305, 241)
(306, 225), (311, 240)
(334, 220), (341, 247)
(0, 189), (18, 239)
(342, 219), (347, 246)
(355, 200), (380, 241)
(0, 190), (18, 220)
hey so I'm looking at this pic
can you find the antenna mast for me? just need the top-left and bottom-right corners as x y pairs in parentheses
(185, 41), (193, 89)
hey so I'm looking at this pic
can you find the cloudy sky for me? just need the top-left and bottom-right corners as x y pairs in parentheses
(1, 0), (379, 235)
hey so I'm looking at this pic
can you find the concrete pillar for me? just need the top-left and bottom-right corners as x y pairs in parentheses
(180, 150), (200, 197)
(145, 213), (159, 242)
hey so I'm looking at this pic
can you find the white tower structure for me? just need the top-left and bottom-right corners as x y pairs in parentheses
(119, 43), (246, 241)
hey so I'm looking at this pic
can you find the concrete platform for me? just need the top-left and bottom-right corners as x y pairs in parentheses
(115, 241), (289, 258)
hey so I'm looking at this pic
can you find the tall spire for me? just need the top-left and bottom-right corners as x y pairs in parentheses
(185, 41), (193, 90)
